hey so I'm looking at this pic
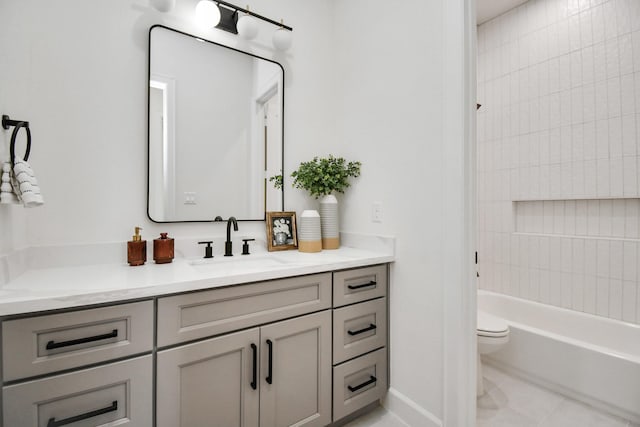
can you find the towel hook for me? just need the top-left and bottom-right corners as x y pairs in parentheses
(2, 115), (31, 166)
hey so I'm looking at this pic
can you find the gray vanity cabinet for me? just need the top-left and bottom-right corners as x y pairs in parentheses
(157, 328), (261, 427)
(156, 274), (333, 427)
(157, 311), (331, 427)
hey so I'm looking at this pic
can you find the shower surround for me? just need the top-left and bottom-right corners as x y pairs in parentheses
(477, 0), (640, 325)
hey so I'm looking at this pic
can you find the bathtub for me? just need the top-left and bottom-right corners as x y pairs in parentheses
(478, 290), (640, 423)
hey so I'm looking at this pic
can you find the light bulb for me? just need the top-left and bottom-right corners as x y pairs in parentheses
(272, 27), (292, 51)
(237, 14), (259, 40)
(195, 0), (221, 28)
(150, 0), (175, 12)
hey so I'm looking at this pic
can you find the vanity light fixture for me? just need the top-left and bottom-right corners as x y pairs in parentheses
(192, 0), (293, 50)
(195, 0), (222, 28)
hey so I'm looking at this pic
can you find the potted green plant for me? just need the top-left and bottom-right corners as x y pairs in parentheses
(291, 155), (361, 249)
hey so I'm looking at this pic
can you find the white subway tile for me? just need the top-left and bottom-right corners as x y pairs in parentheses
(594, 79), (609, 120)
(613, 200), (627, 237)
(549, 127), (562, 163)
(614, 0), (632, 36)
(625, 198), (640, 238)
(550, 270), (563, 306)
(597, 238), (610, 277)
(584, 159), (598, 197)
(585, 238), (598, 276)
(580, 8), (593, 47)
(630, 0), (640, 32)
(622, 281), (637, 323)
(596, 277), (610, 316)
(540, 269), (551, 304)
(609, 278), (623, 320)
(609, 157), (624, 197)
(605, 37), (621, 79)
(620, 75), (636, 117)
(569, 14), (582, 51)
(607, 77), (622, 118)
(530, 268), (541, 301)
(584, 274), (598, 314)
(600, 199), (614, 236)
(619, 34), (634, 76)
(583, 82), (596, 123)
(570, 49), (583, 87)
(572, 273), (585, 311)
(610, 239), (624, 279)
(559, 54), (572, 91)
(623, 241), (638, 281)
(623, 156), (638, 197)
(576, 200), (588, 235)
(596, 158), (610, 197)
(633, 31), (640, 72)
(591, 5), (606, 44)
(562, 271), (573, 308)
(572, 124), (584, 162)
(603, 1), (618, 41)
(550, 164), (562, 198)
(573, 237), (585, 273)
(561, 125), (573, 162)
(573, 161), (586, 197)
(550, 236), (563, 271)
(561, 162), (573, 197)
(583, 121), (596, 159)
(520, 267), (530, 299)
(608, 116), (623, 158)
(622, 114), (637, 156)
(562, 237), (574, 272)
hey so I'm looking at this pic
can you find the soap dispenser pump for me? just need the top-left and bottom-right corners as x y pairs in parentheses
(127, 227), (147, 266)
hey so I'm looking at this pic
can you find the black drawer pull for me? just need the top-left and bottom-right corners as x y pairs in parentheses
(347, 323), (377, 336)
(266, 339), (273, 384)
(47, 400), (118, 427)
(347, 281), (376, 290)
(46, 329), (118, 350)
(348, 375), (377, 392)
(250, 343), (257, 390)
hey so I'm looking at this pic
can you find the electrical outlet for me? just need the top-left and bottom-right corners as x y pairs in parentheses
(184, 192), (197, 205)
(372, 201), (383, 223)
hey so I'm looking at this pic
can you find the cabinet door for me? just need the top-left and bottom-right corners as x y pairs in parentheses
(157, 328), (260, 427)
(260, 311), (331, 427)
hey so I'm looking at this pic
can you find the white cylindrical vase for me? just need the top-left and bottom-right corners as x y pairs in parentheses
(298, 210), (322, 253)
(319, 194), (339, 249)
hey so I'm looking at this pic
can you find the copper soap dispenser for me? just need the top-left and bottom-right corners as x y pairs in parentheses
(127, 226), (147, 266)
(153, 232), (174, 264)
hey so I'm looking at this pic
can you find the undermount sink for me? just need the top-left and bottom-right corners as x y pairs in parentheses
(188, 254), (289, 269)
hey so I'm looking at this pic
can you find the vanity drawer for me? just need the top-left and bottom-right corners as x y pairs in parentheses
(3, 355), (152, 427)
(333, 265), (387, 307)
(333, 348), (387, 421)
(333, 298), (386, 364)
(2, 300), (153, 381)
(157, 273), (331, 347)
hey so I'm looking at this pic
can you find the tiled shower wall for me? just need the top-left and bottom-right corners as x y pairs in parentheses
(477, 0), (640, 324)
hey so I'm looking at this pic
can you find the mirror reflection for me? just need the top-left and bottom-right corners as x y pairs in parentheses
(148, 25), (284, 222)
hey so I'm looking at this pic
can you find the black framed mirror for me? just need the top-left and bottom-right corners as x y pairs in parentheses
(147, 25), (284, 222)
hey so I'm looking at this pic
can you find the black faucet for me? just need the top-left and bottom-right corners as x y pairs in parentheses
(225, 216), (238, 256)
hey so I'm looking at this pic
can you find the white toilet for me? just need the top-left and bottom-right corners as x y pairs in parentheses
(476, 310), (509, 396)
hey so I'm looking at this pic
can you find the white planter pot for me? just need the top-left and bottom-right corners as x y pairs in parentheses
(319, 194), (339, 249)
(298, 210), (322, 253)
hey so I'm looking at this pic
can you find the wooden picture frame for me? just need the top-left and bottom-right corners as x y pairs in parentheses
(266, 211), (298, 251)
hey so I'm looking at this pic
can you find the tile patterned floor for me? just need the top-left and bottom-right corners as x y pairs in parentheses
(477, 363), (640, 427)
(343, 364), (640, 426)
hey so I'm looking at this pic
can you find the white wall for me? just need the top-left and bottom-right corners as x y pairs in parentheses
(478, 0), (640, 324)
(0, 0), (336, 253)
(330, 0), (466, 423)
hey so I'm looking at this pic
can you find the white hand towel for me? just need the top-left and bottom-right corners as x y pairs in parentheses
(11, 159), (44, 207)
(0, 162), (19, 204)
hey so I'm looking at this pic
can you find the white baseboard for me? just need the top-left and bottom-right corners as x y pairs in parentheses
(382, 388), (443, 427)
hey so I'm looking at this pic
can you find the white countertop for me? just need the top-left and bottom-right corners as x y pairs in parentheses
(0, 246), (394, 317)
